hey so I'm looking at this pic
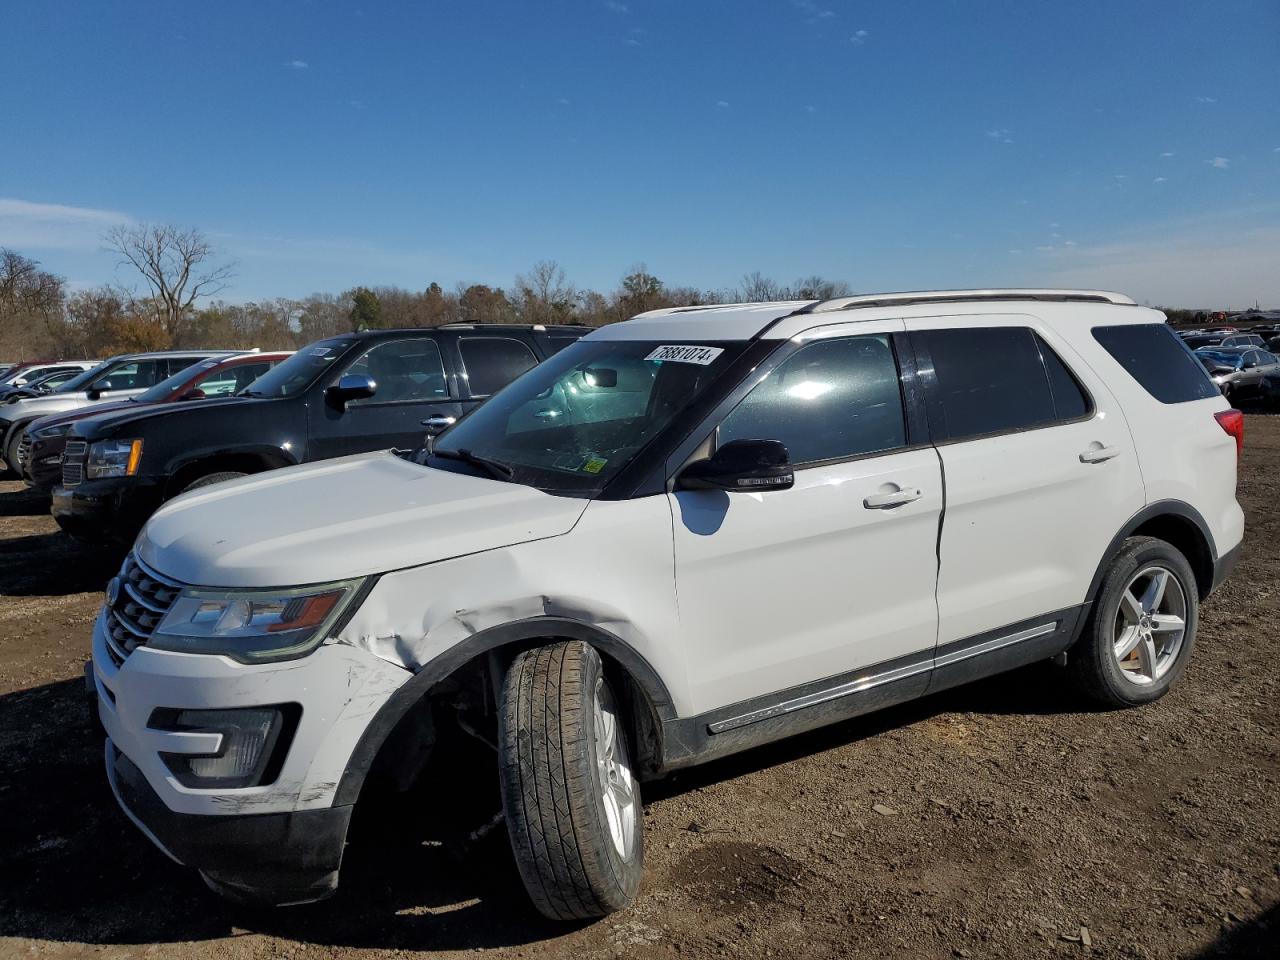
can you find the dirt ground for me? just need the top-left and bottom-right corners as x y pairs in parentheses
(1, 420), (1276, 960)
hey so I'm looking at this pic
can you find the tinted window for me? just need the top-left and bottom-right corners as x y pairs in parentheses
(460, 337), (539, 396)
(345, 339), (448, 405)
(1093, 324), (1220, 404)
(92, 359), (165, 391)
(1036, 335), (1092, 421)
(718, 335), (906, 465)
(917, 327), (1059, 440)
(243, 338), (352, 398)
(549, 336), (583, 355)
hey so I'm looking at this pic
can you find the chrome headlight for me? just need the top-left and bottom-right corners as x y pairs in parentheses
(150, 579), (367, 663)
(86, 439), (143, 479)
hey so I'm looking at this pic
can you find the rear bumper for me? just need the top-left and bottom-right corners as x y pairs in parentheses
(106, 740), (351, 904)
(51, 478), (162, 544)
(1211, 541), (1242, 594)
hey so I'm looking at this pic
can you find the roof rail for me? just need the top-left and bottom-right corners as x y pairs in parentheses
(800, 289), (1136, 314)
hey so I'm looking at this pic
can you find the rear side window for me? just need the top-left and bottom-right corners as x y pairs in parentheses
(1092, 324), (1220, 404)
(718, 334), (907, 465)
(460, 337), (539, 396)
(916, 327), (1089, 441)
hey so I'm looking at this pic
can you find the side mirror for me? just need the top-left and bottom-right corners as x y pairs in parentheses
(676, 439), (794, 493)
(86, 385), (106, 400)
(421, 414), (457, 436)
(325, 374), (377, 409)
(582, 367), (618, 388)
(180, 388), (207, 401)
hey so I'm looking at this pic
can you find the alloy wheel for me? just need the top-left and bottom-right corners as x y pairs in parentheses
(1112, 565), (1187, 685)
(593, 675), (638, 860)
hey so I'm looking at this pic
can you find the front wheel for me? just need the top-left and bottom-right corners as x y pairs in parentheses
(1068, 536), (1199, 708)
(3, 426), (26, 476)
(498, 640), (644, 920)
(181, 471), (247, 494)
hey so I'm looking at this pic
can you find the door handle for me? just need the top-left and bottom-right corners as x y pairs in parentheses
(1079, 445), (1121, 464)
(863, 488), (923, 509)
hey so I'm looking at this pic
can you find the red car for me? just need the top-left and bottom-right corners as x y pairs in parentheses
(20, 351), (292, 493)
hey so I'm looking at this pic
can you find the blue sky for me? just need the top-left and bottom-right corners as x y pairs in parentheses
(2, 0), (1277, 307)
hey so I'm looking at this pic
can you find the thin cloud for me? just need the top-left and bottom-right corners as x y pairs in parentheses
(285, 59), (309, 69)
(792, 0), (836, 21)
(850, 29), (869, 45)
(1154, 176), (1168, 183)
(986, 128), (1014, 144)
(1160, 151), (1175, 158)
(0, 197), (131, 250)
(1207, 157), (1231, 169)
(557, 97), (571, 105)
(603, 0), (628, 12)
(1195, 96), (1217, 104)
(716, 100), (730, 109)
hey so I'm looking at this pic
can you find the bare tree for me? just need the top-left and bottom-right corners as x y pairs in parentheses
(105, 224), (235, 340)
(0, 249), (66, 358)
(513, 260), (578, 325)
(739, 271), (782, 302)
(790, 275), (852, 300)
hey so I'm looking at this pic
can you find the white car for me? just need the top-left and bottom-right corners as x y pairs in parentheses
(90, 289), (1244, 917)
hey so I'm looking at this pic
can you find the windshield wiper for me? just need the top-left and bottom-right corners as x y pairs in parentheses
(431, 447), (515, 481)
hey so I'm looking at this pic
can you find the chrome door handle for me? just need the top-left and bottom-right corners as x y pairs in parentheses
(863, 488), (923, 509)
(1079, 445), (1121, 464)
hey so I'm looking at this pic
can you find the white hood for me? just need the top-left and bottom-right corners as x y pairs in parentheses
(136, 452), (590, 587)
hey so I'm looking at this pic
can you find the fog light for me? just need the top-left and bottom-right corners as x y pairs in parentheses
(151, 705), (299, 788)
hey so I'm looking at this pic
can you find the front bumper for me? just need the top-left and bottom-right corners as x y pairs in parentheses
(90, 602), (412, 903)
(22, 434), (67, 493)
(106, 740), (352, 904)
(51, 477), (164, 544)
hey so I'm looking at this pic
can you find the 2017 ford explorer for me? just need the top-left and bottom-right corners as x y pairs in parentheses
(89, 290), (1243, 919)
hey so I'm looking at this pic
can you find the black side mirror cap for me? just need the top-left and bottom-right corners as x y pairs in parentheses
(676, 438), (794, 493)
(325, 374), (377, 409)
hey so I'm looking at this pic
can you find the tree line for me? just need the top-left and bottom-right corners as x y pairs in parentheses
(0, 222), (1205, 362)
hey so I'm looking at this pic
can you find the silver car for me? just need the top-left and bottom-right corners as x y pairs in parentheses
(1195, 346), (1280, 402)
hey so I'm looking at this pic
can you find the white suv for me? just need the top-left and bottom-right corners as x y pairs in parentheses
(90, 290), (1244, 917)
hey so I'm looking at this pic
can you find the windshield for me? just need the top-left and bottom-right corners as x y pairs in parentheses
(432, 339), (747, 493)
(240, 338), (351, 398)
(53, 360), (115, 393)
(1198, 352), (1241, 369)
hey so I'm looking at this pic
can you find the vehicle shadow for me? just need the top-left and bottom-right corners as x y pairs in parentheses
(0, 484), (49, 517)
(0, 659), (1102, 952)
(0, 531), (119, 597)
(1188, 902), (1278, 959)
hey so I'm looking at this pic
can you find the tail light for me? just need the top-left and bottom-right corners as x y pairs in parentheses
(1215, 409), (1244, 456)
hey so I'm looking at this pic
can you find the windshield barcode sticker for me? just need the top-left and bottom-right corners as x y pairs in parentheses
(644, 345), (724, 365)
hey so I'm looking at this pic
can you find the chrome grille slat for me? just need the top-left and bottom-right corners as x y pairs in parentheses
(122, 581), (168, 614)
(103, 551), (185, 662)
(61, 440), (87, 487)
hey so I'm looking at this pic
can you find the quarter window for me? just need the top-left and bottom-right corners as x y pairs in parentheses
(917, 326), (1091, 441)
(344, 339), (448, 405)
(460, 337), (539, 396)
(718, 334), (907, 465)
(1092, 324), (1220, 404)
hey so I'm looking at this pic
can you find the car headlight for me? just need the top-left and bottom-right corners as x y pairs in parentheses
(31, 422), (71, 440)
(86, 439), (144, 479)
(149, 578), (367, 663)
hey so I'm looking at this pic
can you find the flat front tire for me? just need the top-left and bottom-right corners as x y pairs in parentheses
(498, 640), (644, 920)
(1069, 536), (1199, 708)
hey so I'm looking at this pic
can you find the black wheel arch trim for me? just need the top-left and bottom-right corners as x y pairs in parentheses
(1084, 499), (1220, 609)
(331, 616), (675, 807)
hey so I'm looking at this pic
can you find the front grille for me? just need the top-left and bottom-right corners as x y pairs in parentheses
(62, 440), (86, 487)
(103, 553), (184, 664)
(16, 434), (32, 470)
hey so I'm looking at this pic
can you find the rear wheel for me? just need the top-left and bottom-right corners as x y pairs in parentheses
(181, 471), (247, 493)
(1068, 536), (1199, 708)
(498, 640), (644, 920)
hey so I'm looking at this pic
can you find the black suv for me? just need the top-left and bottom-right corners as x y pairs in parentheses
(52, 324), (586, 543)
